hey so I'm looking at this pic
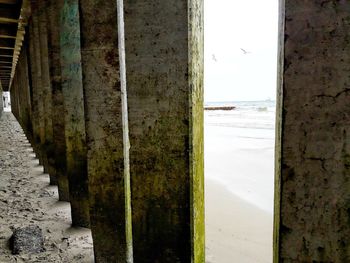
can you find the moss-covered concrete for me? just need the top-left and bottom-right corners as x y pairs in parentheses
(79, 0), (131, 261)
(19, 47), (33, 142)
(27, 18), (42, 161)
(276, 1), (350, 261)
(60, 0), (89, 228)
(38, 0), (56, 185)
(46, 0), (69, 201)
(10, 41), (32, 144)
(33, 11), (48, 169)
(30, 10), (46, 165)
(124, 0), (205, 261)
(189, 0), (205, 261)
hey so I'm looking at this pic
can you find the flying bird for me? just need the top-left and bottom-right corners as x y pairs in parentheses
(240, 48), (251, 55)
(212, 54), (218, 62)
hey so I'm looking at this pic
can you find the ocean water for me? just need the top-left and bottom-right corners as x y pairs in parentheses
(204, 100), (276, 213)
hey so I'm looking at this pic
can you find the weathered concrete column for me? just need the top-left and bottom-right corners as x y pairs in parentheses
(46, 0), (69, 201)
(32, 9), (46, 166)
(19, 47), (32, 138)
(37, 0), (56, 184)
(60, 0), (90, 228)
(27, 18), (42, 159)
(13, 61), (21, 124)
(23, 40), (33, 141)
(274, 1), (350, 262)
(124, 0), (205, 262)
(10, 77), (18, 118)
(79, 1), (132, 261)
(11, 69), (21, 123)
(12, 44), (32, 139)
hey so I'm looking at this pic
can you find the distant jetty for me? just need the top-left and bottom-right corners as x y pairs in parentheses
(204, 106), (236, 111)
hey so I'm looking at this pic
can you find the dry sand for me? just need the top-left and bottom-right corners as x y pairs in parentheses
(0, 113), (94, 262)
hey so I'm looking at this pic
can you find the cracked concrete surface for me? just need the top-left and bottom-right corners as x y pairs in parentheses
(277, 1), (350, 261)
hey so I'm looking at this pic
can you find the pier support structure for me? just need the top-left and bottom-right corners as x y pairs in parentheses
(4, 0), (350, 262)
(274, 1), (350, 262)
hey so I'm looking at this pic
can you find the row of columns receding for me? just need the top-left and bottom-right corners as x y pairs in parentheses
(10, 0), (204, 262)
(7, 0), (350, 262)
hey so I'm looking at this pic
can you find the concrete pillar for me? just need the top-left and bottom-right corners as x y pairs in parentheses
(38, 0), (56, 184)
(13, 65), (20, 122)
(32, 9), (46, 165)
(8, 39), (32, 140)
(46, 0), (69, 201)
(124, 0), (205, 262)
(60, 0), (90, 228)
(18, 40), (33, 145)
(10, 78), (18, 119)
(275, 1), (350, 262)
(79, 1), (132, 261)
(14, 66), (22, 125)
(16, 54), (24, 129)
(10, 77), (16, 118)
(27, 18), (42, 160)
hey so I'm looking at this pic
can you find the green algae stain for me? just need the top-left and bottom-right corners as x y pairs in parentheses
(60, 0), (90, 227)
(189, 0), (205, 261)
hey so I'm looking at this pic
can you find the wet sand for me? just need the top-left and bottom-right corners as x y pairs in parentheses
(205, 179), (273, 263)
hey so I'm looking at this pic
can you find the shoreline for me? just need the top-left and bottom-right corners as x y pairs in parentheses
(206, 175), (274, 214)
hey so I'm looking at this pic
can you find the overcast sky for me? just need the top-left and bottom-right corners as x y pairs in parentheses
(204, 0), (279, 102)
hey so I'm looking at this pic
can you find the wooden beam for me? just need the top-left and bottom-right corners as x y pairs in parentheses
(9, 0), (31, 85)
(0, 0), (20, 4)
(0, 17), (18, 23)
(0, 35), (16, 39)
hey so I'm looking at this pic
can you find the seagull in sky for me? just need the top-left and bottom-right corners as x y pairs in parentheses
(240, 48), (251, 55)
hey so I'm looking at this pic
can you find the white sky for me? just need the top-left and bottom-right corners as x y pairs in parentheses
(204, 0), (279, 102)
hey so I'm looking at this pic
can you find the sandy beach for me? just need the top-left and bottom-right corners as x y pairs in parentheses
(0, 113), (94, 262)
(204, 103), (275, 263)
(205, 179), (273, 263)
